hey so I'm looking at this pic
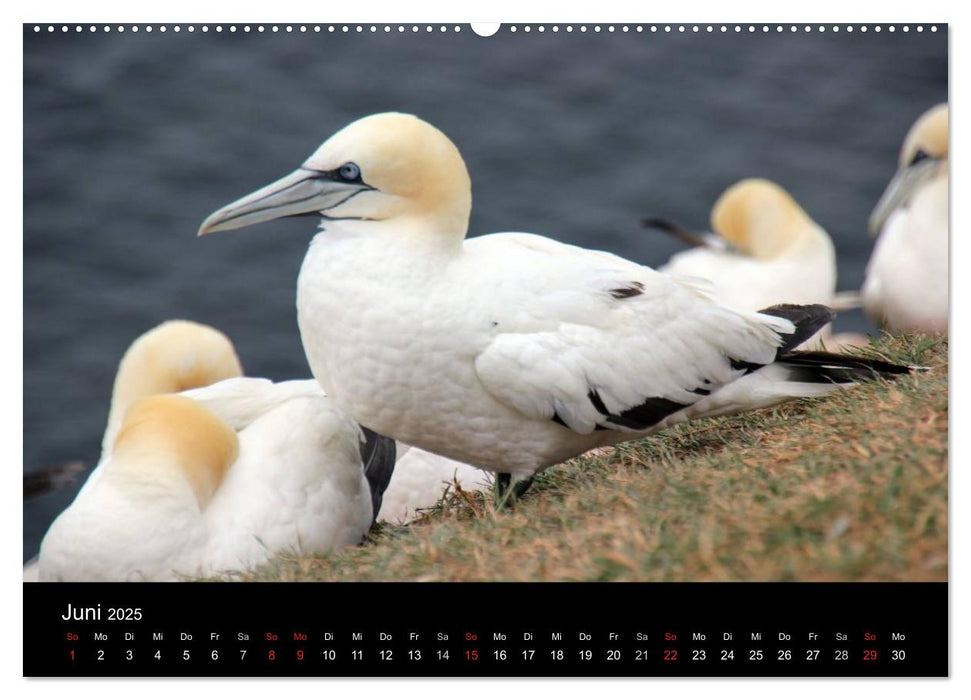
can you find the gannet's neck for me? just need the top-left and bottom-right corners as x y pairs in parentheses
(110, 395), (239, 510)
(316, 215), (468, 261)
(777, 223), (832, 260)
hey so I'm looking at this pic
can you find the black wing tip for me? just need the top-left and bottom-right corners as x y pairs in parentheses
(641, 217), (680, 232)
(759, 303), (836, 355)
(780, 350), (914, 383)
(360, 427), (397, 524)
(760, 302), (835, 319)
(586, 389), (690, 432)
(641, 217), (708, 248)
(23, 461), (86, 501)
(760, 303), (836, 328)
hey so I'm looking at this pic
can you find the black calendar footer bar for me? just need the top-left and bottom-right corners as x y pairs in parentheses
(24, 582), (947, 677)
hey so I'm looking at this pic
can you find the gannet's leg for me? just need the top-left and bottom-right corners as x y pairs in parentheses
(493, 473), (535, 508)
(513, 476), (535, 500)
(494, 473), (510, 506)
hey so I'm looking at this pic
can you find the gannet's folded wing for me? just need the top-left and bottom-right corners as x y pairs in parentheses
(474, 267), (795, 435)
(182, 377), (324, 431)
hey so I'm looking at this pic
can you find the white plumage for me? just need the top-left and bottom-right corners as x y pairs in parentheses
(863, 104), (948, 334)
(200, 385), (375, 574)
(37, 321), (375, 582)
(379, 445), (491, 523)
(651, 178), (868, 348)
(297, 226), (797, 483)
(656, 178), (837, 314)
(188, 377), (491, 525)
(198, 112), (909, 486)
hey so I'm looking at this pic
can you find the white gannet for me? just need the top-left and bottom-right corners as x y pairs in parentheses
(36, 321), (392, 581)
(29, 318), (244, 557)
(650, 178), (837, 312)
(25, 319), (238, 581)
(646, 178), (866, 348)
(198, 112), (911, 493)
(101, 319), (244, 457)
(862, 104), (948, 334)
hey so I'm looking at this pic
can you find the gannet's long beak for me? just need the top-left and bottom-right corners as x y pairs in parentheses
(868, 157), (943, 237)
(198, 167), (373, 236)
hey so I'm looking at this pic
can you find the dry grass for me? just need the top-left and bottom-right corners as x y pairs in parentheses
(243, 334), (947, 583)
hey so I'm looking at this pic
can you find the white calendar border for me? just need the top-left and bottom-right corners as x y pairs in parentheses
(6, 0), (964, 697)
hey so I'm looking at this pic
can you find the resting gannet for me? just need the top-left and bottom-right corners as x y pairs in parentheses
(649, 178), (837, 312)
(93, 320), (242, 457)
(198, 112), (911, 493)
(26, 319), (240, 581)
(646, 179), (868, 348)
(37, 321), (393, 581)
(863, 104), (949, 334)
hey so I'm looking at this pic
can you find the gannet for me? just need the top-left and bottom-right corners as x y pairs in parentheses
(646, 179), (867, 348)
(862, 104), (948, 334)
(36, 321), (393, 581)
(38, 319), (244, 511)
(98, 319), (244, 457)
(23, 318), (229, 581)
(198, 112), (911, 492)
(649, 178), (837, 312)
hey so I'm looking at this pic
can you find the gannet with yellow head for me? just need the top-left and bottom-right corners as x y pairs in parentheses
(652, 178), (837, 312)
(100, 319), (243, 456)
(862, 104), (948, 334)
(38, 396), (239, 581)
(198, 113), (911, 492)
(36, 320), (388, 581)
(647, 180), (867, 348)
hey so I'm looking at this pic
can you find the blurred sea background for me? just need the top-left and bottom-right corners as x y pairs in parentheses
(23, 24), (947, 560)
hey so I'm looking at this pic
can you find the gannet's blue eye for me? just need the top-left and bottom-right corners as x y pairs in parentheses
(338, 162), (361, 182)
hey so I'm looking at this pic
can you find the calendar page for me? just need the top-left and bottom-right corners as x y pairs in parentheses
(23, 21), (948, 678)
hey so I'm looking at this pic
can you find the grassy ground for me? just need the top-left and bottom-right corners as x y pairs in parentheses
(245, 334), (947, 583)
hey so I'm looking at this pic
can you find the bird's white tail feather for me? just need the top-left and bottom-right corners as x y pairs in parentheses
(680, 363), (840, 423)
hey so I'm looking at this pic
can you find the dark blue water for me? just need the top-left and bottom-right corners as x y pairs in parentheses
(23, 25), (947, 560)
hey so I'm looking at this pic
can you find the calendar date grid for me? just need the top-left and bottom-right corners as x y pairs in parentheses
(58, 625), (915, 672)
